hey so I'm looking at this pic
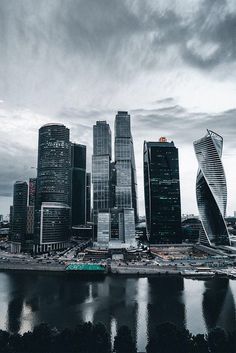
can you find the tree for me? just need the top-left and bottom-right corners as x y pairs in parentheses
(207, 328), (229, 353)
(92, 323), (111, 353)
(31, 323), (52, 353)
(74, 322), (94, 353)
(146, 322), (193, 353)
(0, 330), (10, 353)
(192, 334), (209, 353)
(113, 326), (137, 353)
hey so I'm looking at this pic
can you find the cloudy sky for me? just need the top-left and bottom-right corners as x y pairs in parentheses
(0, 0), (236, 217)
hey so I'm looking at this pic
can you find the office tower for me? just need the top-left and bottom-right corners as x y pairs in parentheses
(92, 121), (112, 241)
(11, 181), (28, 252)
(119, 208), (136, 245)
(93, 120), (111, 157)
(193, 130), (230, 246)
(86, 173), (91, 223)
(34, 123), (71, 252)
(144, 139), (182, 244)
(29, 178), (37, 206)
(114, 112), (138, 221)
(40, 202), (70, 250)
(97, 211), (110, 246)
(71, 143), (86, 226)
(26, 206), (34, 235)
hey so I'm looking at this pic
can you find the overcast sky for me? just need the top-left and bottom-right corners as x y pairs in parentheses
(0, 0), (236, 217)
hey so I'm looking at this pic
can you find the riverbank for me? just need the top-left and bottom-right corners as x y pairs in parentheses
(0, 261), (233, 279)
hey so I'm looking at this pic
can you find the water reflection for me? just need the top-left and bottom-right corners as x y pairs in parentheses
(147, 276), (185, 336)
(202, 278), (236, 332)
(0, 272), (235, 352)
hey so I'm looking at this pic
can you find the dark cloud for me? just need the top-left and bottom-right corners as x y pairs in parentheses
(0, 1), (236, 214)
(1, 0), (236, 103)
(131, 104), (236, 149)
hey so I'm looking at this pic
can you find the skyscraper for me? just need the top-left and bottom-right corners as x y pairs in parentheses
(92, 120), (112, 221)
(71, 143), (86, 226)
(29, 178), (37, 206)
(193, 130), (230, 246)
(114, 111), (138, 245)
(86, 173), (91, 223)
(114, 111), (138, 222)
(11, 181), (28, 252)
(27, 178), (37, 242)
(34, 123), (71, 252)
(143, 139), (182, 244)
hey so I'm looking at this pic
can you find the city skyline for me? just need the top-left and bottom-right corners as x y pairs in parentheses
(1, 1), (236, 216)
(0, 117), (235, 218)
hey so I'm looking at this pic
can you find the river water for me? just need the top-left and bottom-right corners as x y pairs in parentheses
(0, 272), (235, 352)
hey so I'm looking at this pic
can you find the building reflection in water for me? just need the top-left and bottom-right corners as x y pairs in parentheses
(3, 272), (236, 353)
(147, 276), (185, 337)
(202, 278), (236, 332)
(136, 278), (148, 352)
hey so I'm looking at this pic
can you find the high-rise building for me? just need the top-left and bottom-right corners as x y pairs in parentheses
(26, 206), (34, 235)
(29, 178), (37, 206)
(193, 130), (230, 246)
(93, 120), (111, 157)
(71, 143), (86, 226)
(34, 123), (71, 252)
(92, 121), (112, 241)
(11, 181), (28, 252)
(143, 139), (182, 244)
(39, 202), (70, 251)
(86, 173), (91, 223)
(114, 111), (138, 223)
(97, 211), (110, 246)
(112, 111), (138, 245)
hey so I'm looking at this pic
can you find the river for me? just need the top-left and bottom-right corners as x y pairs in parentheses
(0, 272), (235, 352)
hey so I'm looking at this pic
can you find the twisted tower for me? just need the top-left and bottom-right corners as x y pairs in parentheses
(193, 130), (230, 246)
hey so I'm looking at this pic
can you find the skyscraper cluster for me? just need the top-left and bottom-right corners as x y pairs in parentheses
(10, 123), (91, 253)
(93, 112), (138, 248)
(9, 111), (230, 253)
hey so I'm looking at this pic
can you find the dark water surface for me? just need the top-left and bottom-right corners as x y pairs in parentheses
(0, 272), (235, 352)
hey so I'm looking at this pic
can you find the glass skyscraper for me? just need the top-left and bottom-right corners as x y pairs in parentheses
(71, 143), (86, 226)
(29, 178), (37, 206)
(92, 121), (112, 214)
(114, 111), (138, 223)
(34, 123), (71, 252)
(193, 130), (230, 246)
(86, 173), (91, 223)
(113, 111), (138, 246)
(92, 121), (112, 244)
(11, 181), (28, 252)
(143, 139), (182, 244)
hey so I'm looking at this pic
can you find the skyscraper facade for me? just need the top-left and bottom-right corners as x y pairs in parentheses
(92, 121), (112, 217)
(11, 181), (28, 252)
(71, 143), (86, 226)
(29, 178), (37, 206)
(143, 139), (182, 244)
(114, 111), (138, 222)
(86, 173), (91, 223)
(34, 123), (71, 252)
(193, 130), (230, 246)
(113, 111), (138, 246)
